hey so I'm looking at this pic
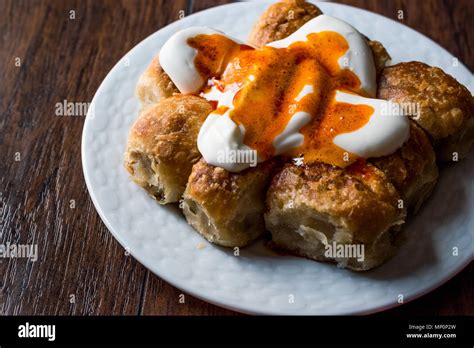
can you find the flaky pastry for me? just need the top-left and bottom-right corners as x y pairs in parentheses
(123, 1), (472, 272)
(378, 61), (474, 161)
(183, 159), (278, 247)
(265, 162), (406, 271)
(124, 95), (212, 203)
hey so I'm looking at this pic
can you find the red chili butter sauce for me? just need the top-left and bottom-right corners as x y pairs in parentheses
(187, 32), (374, 168)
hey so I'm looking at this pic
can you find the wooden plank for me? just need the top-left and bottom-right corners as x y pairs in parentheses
(0, 0), (188, 315)
(192, 0), (236, 13)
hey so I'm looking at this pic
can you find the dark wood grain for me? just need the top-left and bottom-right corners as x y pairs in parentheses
(0, 0), (472, 316)
(0, 0), (188, 315)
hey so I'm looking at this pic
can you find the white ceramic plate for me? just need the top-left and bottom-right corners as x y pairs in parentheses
(82, 1), (474, 315)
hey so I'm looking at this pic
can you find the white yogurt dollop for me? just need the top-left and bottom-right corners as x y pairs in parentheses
(333, 91), (410, 158)
(158, 16), (409, 172)
(159, 27), (243, 94)
(197, 110), (259, 172)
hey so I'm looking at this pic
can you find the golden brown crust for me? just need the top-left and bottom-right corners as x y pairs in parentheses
(124, 95), (212, 203)
(370, 121), (438, 213)
(248, 0), (323, 48)
(248, 1), (390, 76)
(368, 40), (391, 75)
(135, 55), (179, 106)
(123, 3), (467, 272)
(268, 162), (403, 243)
(183, 159), (279, 247)
(265, 162), (406, 270)
(378, 61), (474, 161)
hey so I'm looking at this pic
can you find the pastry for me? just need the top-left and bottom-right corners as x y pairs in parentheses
(265, 162), (405, 271)
(124, 95), (212, 203)
(182, 159), (278, 247)
(378, 61), (474, 161)
(248, 0), (323, 48)
(123, 0), (472, 271)
(368, 40), (391, 75)
(248, 0), (391, 75)
(370, 121), (438, 213)
(135, 55), (179, 107)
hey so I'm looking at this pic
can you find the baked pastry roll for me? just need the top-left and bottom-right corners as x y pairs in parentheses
(248, 0), (323, 48)
(135, 55), (179, 107)
(124, 95), (212, 203)
(248, 1), (391, 75)
(378, 61), (474, 161)
(370, 121), (438, 213)
(265, 162), (406, 271)
(367, 40), (391, 75)
(183, 159), (278, 247)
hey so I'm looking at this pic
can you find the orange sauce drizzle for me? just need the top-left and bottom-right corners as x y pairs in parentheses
(187, 32), (374, 167)
(187, 35), (253, 81)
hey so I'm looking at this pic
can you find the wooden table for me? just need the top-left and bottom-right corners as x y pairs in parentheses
(1, 0), (472, 316)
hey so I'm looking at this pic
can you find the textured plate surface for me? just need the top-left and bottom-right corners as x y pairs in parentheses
(82, 1), (474, 315)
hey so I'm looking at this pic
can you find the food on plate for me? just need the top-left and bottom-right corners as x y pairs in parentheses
(378, 61), (474, 161)
(158, 15), (409, 173)
(248, 0), (323, 48)
(135, 55), (179, 107)
(264, 162), (405, 271)
(124, 95), (212, 203)
(124, 0), (472, 271)
(182, 158), (278, 247)
(247, 0), (391, 76)
(367, 40), (391, 75)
